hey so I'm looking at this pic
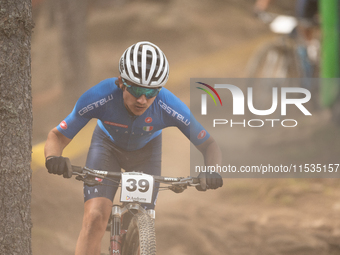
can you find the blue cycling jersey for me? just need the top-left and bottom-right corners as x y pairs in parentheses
(57, 78), (210, 151)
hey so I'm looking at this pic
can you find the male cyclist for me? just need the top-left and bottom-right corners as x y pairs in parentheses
(254, 0), (318, 42)
(254, 0), (319, 76)
(44, 41), (223, 255)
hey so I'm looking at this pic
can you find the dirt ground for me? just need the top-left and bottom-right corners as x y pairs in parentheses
(31, 0), (340, 254)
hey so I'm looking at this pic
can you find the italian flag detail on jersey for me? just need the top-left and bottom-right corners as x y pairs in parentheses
(143, 126), (153, 131)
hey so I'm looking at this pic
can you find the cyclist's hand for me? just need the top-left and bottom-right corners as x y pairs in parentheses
(196, 172), (223, 191)
(45, 156), (72, 178)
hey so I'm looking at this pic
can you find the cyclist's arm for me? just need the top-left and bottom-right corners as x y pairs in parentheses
(158, 89), (221, 165)
(44, 78), (117, 159)
(44, 127), (72, 158)
(195, 136), (223, 190)
(195, 136), (222, 167)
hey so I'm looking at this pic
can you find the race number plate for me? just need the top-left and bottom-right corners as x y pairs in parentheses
(120, 172), (154, 204)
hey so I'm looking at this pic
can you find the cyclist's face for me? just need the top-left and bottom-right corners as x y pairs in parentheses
(119, 77), (157, 116)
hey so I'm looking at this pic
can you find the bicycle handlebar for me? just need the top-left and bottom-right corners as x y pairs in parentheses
(71, 165), (200, 188)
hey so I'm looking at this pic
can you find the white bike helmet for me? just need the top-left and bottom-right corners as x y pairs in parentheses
(119, 41), (169, 87)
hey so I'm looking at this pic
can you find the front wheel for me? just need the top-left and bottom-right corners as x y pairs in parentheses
(122, 212), (156, 255)
(246, 42), (301, 78)
(245, 41), (305, 117)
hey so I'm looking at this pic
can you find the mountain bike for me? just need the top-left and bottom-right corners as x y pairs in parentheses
(247, 12), (320, 78)
(245, 12), (320, 112)
(71, 165), (200, 255)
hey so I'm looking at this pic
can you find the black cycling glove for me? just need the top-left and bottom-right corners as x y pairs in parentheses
(196, 172), (223, 191)
(45, 156), (72, 178)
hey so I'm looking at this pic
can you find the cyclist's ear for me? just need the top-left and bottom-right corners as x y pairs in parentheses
(116, 76), (125, 91)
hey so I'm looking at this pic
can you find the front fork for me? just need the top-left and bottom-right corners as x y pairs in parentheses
(110, 206), (122, 255)
(110, 204), (156, 255)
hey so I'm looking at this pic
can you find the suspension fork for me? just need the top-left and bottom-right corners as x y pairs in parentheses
(110, 206), (122, 254)
(109, 203), (156, 254)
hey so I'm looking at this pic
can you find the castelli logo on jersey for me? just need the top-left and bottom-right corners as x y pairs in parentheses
(145, 117), (153, 123)
(197, 130), (206, 139)
(60, 120), (68, 130)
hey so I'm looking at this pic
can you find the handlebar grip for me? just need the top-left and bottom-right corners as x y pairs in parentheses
(71, 165), (83, 174)
(192, 177), (200, 184)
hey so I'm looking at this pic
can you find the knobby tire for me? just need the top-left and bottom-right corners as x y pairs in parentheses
(122, 212), (156, 255)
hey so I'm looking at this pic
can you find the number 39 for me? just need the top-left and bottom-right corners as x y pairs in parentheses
(126, 179), (150, 193)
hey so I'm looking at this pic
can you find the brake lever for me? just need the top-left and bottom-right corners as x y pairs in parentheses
(169, 185), (186, 193)
(83, 168), (108, 180)
(173, 177), (200, 187)
(75, 174), (102, 187)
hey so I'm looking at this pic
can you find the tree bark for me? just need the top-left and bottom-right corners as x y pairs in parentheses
(0, 1), (34, 254)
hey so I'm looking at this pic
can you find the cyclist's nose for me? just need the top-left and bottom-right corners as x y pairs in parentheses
(136, 94), (147, 104)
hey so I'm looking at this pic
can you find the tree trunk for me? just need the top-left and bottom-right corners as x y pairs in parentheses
(0, 1), (34, 254)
